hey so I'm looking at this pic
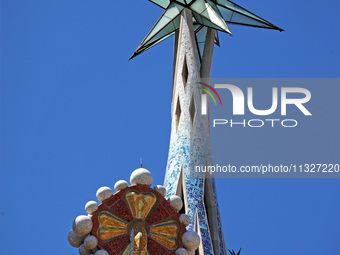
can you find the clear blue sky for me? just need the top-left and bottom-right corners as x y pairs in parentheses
(1, 0), (339, 254)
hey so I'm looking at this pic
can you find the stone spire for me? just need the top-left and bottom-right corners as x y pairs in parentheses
(163, 9), (226, 255)
(130, 1), (282, 254)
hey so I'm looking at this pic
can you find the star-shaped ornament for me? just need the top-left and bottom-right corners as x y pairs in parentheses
(130, 0), (283, 60)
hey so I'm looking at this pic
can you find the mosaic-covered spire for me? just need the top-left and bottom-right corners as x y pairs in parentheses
(163, 9), (227, 255)
(129, 2), (283, 255)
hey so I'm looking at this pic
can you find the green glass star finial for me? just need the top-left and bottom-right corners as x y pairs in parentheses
(130, 0), (283, 60)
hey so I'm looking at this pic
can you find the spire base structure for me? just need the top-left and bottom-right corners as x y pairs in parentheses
(164, 9), (226, 255)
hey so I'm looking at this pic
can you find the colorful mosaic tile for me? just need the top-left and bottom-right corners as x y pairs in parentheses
(91, 184), (185, 254)
(163, 11), (226, 255)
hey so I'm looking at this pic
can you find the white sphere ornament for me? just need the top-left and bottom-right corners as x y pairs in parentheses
(168, 195), (183, 211)
(68, 230), (86, 248)
(182, 231), (200, 251)
(179, 214), (191, 226)
(96, 186), (113, 202)
(73, 215), (93, 236)
(175, 247), (189, 255)
(130, 168), (153, 186)
(84, 235), (98, 250)
(114, 180), (129, 192)
(79, 244), (91, 255)
(95, 250), (109, 255)
(154, 185), (167, 197)
(85, 201), (98, 215)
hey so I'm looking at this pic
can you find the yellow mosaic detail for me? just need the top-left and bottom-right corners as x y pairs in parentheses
(125, 191), (157, 219)
(149, 220), (180, 250)
(97, 211), (128, 241)
(133, 224), (148, 255)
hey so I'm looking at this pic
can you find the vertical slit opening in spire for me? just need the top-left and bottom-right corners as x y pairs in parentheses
(189, 93), (197, 127)
(182, 55), (189, 92)
(194, 211), (205, 255)
(175, 97), (182, 133)
(176, 165), (187, 214)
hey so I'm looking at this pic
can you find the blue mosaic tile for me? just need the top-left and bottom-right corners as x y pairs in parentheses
(163, 11), (226, 255)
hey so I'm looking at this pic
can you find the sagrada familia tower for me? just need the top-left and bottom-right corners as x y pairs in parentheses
(130, 1), (282, 254)
(68, 1), (281, 255)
